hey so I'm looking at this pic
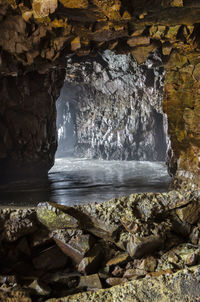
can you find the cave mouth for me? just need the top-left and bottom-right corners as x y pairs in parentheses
(49, 50), (171, 205)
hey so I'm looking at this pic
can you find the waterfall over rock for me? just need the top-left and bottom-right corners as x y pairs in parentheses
(56, 50), (168, 161)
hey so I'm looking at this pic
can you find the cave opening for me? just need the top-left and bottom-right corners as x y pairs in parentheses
(49, 50), (171, 204)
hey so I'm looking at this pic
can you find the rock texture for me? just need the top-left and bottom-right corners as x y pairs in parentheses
(0, 190), (200, 300)
(57, 50), (167, 161)
(47, 266), (200, 302)
(0, 69), (65, 178)
(1, 1), (200, 182)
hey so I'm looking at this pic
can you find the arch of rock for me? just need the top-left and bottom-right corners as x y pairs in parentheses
(0, 0), (200, 188)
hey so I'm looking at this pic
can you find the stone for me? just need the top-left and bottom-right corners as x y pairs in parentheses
(54, 237), (84, 264)
(52, 229), (94, 264)
(106, 253), (129, 267)
(150, 26), (166, 39)
(32, 245), (68, 271)
(37, 203), (79, 231)
(71, 37), (81, 52)
(106, 277), (127, 286)
(127, 36), (150, 48)
(165, 25), (181, 40)
(157, 244), (200, 271)
(189, 227), (200, 245)
(0, 289), (31, 302)
(162, 42), (172, 56)
(111, 265), (124, 277)
(22, 10), (33, 22)
(138, 256), (157, 272)
(29, 227), (51, 248)
(127, 235), (164, 258)
(186, 253), (197, 266)
(0, 275), (7, 283)
(4, 209), (37, 242)
(78, 274), (102, 290)
(32, 0), (58, 18)
(170, 0), (183, 7)
(45, 265), (200, 301)
(131, 44), (156, 64)
(123, 268), (146, 278)
(78, 244), (103, 274)
(29, 280), (51, 296)
(175, 201), (200, 224)
(59, 0), (88, 9)
(17, 237), (31, 256)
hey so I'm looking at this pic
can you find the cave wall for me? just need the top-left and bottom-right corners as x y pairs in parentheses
(164, 50), (200, 187)
(57, 50), (167, 161)
(1, 1), (200, 186)
(0, 69), (65, 178)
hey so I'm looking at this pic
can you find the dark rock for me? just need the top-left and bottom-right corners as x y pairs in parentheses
(52, 229), (95, 264)
(0, 69), (65, 178)
(127, 235), (164, 258)
(17, 238), (31, 256)
(29, 280), (51, 296)
(54, 237), (84, 264)
(78, 244), (103, 274)
(0, 275), (7, 283)
(32, 245), (68, 271)
(29, 227), (51, 248)
(111, 266), (124, 277)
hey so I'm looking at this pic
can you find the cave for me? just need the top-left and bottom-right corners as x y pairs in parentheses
(1, 1), (200, 301)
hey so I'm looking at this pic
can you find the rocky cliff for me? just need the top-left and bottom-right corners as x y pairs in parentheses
(0, 0), (200, 186)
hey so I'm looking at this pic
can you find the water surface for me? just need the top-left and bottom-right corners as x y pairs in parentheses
(0, 158), (171, 207)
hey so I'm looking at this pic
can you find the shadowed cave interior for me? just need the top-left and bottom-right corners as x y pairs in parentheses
(0, 50), (171, 206)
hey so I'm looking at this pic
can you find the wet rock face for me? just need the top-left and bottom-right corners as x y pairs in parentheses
(0, 69), (65, 178)
(57, 50), (167, 161)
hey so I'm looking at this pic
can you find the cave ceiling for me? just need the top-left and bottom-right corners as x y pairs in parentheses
(0, 0), (200, 75)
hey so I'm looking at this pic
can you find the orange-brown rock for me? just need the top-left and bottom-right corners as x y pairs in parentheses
(127, 36), (150, 48)
(59, 0), (88, 9)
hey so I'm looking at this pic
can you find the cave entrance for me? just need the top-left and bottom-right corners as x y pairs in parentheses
(48, 50), (171, 204)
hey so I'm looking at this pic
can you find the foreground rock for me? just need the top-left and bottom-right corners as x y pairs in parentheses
(46, 265), (200, 302)
(0, 189), (200, 301)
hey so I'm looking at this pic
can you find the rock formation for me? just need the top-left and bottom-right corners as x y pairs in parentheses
(0, 190), (200, 301)
(57, 50), (167, 161)
(0, 0), (200, 186)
